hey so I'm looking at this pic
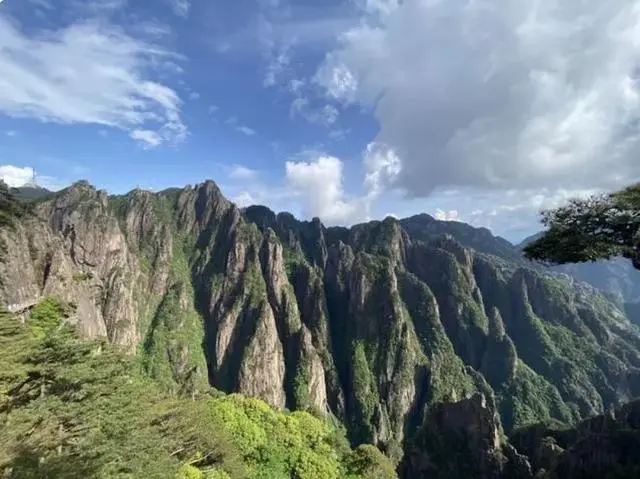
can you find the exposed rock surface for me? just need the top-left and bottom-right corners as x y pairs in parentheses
(3, 180), (640, 466)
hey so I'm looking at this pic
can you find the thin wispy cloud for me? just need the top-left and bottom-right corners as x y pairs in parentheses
(0, 16), (186, 148)
(167, 0), (190, 18)
(236, 126), (256, 136)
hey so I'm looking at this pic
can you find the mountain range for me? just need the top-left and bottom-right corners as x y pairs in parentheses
(2, 179), (640, 477)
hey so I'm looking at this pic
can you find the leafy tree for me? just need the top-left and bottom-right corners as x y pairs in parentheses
(1, 298), (387, 478)
(523, 183), (640, 270)
(344, 444), (398, 479)
(0, 301), (244, 478)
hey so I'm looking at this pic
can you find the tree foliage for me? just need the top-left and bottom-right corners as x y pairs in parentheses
(523, 183), (640, 270)
(0, 299), (392, 478)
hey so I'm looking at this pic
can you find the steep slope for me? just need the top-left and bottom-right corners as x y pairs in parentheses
(0, 304), (394, 479)
(2, 180), (640, 464)
(510, 398), (640, 478)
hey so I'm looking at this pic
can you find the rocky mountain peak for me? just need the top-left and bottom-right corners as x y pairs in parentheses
(3, 180), (640, 474)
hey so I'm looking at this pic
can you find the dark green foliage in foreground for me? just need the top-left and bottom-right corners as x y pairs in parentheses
(0, 181), (32, 227)
(0, 300), (394, 479)
(524, 183), (640, 270)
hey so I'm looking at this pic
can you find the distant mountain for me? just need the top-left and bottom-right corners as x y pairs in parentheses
(10, 185), (54, 202)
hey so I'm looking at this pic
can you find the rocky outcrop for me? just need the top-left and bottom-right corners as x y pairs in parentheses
(399, 393), (532, 479)
(3, 180), (640, 466)
(510, 399), (640, 478)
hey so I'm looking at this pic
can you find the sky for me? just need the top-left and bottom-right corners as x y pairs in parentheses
(1, 0), (640, 242)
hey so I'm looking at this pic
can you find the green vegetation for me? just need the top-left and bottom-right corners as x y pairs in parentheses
(0, 299), (392, 478)
(292, 356), (311, 410)
(72, 271), (92, 283)
(343, 445), (397, 479)
(350, 340), (379, 441)
(497, 361), (576, 431)
(524, 182), (640, 270)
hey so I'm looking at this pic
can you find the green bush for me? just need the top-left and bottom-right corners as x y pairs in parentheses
(0, 311), (388, 479)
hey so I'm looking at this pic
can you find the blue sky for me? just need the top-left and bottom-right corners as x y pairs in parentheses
(1, 0), (640, 242)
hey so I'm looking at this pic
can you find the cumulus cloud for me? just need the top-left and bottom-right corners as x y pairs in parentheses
(232, 191), (257, 208)
(363, 142), (401, 199)
(0, 16), (186, 147)
(0, 165), (62, 190)
(282, 144), (402, 225)
(317, 0), (640, 198)
(285, 155), (366, 225)
(434, 209), (460, 222)
(422, 186), (603, 240)
(0, 165), (34, 187)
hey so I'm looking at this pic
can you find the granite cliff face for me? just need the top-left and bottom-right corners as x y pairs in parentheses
(2, 180), (640, 465)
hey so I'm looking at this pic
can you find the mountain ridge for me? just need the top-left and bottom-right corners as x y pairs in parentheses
(2, 179), (640, 466)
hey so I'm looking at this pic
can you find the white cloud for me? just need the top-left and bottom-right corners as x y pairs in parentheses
(275, 143), (402, 226)
(289, 78), (305, 94)
(264, 46), (292, 87)
(5, 130), (16, 137)
(285, 155), (365, 225)
(0, 16), (186, 147)
(363, 142), (401, 199)
(328, 128), (351, 141)
(0, 165), (34, 187)
(0, 164), (63, 190)
(228, 165), (258, 180)
(290, 99), (340, 126)
(434, 209), (460, 222)
(256, 15), (294, 88)
(236, 126), (256, 136)
(130, 129), (162, 148)
(168, 0), (190, 18)
(421, 187), (602, 240)
(232, 191), (256, 208)
(316, 62), (358, 102)
(354, 0), (399, 16)
(317, 0), (640, 199)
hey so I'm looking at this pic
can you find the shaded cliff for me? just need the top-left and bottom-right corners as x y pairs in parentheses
(2, 180), (640, 464)
(510, 398), (640, 478)
(399, 393), (533, 479)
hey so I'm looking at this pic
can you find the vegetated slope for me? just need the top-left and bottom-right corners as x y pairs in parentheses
(2, 180), (640, 464)
(0, 300), (394, 479)
(510, 397), (640, 478)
